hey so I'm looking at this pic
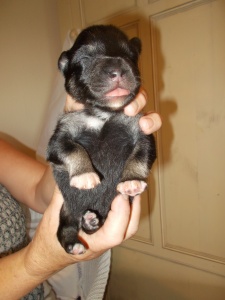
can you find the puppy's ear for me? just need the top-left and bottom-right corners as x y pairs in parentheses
(58, 51), (69, 74)
(129, 37), (142, 55)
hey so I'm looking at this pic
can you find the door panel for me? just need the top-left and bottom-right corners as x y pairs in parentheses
(152, 0), (225, 263)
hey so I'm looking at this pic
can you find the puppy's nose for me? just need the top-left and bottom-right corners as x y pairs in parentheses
(109, 70), (121, 81)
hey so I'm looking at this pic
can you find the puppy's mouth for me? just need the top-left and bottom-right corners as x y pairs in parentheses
(104, 88), (131, 109)
(105, 87), (130, 97)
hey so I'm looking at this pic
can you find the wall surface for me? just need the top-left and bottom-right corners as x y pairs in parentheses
(0, 0), (61, 150)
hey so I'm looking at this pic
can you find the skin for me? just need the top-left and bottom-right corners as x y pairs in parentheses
(0, 91), (161, 299)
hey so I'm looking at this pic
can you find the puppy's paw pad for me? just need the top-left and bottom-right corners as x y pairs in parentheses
(117, 180), (147, 197)
(70, 172), (100, 189)
(82, 210), (100, 232)
(67, 243), (86, 255)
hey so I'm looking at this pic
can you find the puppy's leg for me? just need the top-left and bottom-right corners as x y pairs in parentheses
(64, 143), (100, 189)
(117, 180), (147, 197)
(48, 134), (100, 189)
(117, 134), (156, 197)
(57, 203), (86, 254)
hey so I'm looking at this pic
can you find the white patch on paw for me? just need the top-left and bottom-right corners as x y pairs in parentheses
(117, 180), (147, 197)
(70, 172), (100, 189)
(72, 243), (86, 255)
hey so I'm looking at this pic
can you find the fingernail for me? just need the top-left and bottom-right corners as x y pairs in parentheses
(118, 194), (129, 200)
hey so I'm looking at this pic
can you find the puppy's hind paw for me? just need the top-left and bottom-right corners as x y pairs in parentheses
(67, 243), (86, 255)
(117, 180), (147, 197)
(70, 172), (100, 189)
(82, 210), (100, 233)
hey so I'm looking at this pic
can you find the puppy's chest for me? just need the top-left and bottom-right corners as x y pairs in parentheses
(61, 111), (141, 177)
(82, 114), (139, 172)
(86, 115), (105, 131)
(85, 113), (140, 143)
(63, 111), (140, 150)
(66, 110), (138, 132)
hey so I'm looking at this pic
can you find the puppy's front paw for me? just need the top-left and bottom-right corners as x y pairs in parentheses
(117, 180), (147, 197)
(70, 172), (100, 189)
(82, 210), (100, 233)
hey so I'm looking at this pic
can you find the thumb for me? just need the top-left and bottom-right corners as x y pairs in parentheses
(79, 194), (131, 251)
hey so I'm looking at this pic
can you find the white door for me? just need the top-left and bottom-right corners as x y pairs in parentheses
(58, 0), (225, 299)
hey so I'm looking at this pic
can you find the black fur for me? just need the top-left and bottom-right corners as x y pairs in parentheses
(47, 25), (156, 254)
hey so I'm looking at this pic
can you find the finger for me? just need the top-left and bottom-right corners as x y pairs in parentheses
(139, 112), (162, 135)
(37, 186), (64, 239)
(124, 88), (147, 116)
(64, 94), (84, 112)
(103, 194), (130, 242)
(124, 195), (141, 240)
(44, 186), (64, 229)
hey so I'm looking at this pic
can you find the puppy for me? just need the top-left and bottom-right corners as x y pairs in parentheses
(47, 25), (156, 254)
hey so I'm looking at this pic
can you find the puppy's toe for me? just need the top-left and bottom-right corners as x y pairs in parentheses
(117, 180), (147, 197)
(70, 172), (100, 189)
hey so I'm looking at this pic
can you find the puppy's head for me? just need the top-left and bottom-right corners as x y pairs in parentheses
(59, 25), (141, 111)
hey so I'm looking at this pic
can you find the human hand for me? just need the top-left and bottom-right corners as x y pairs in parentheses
(124, 88), (162, 135)
(24, 186), (141, 277)
(64, 89), (162, 135)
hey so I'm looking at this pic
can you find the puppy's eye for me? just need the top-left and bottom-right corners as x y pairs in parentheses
(80, 55), (91, 61)
(73, 55), (90, 65)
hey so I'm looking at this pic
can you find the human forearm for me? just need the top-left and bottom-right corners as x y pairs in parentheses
(0, 139), (54, 213)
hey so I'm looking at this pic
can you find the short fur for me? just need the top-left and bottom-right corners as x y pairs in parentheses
(47, 25), (156, 254)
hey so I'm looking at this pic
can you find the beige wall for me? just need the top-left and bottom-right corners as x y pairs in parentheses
(0, 0), (62, 150)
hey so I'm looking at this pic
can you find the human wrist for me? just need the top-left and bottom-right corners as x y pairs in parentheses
(22, 243), (52, 281)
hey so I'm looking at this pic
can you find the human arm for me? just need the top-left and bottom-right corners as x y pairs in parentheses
(0, 139), (54, 213)
(0, 186), (140, 300)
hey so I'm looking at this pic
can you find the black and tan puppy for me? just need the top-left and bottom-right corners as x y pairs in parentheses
(47, 25), (156, 254)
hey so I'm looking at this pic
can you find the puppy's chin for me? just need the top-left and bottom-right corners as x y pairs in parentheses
(104, 95), (130, 110)
(102, 87), (132, 110)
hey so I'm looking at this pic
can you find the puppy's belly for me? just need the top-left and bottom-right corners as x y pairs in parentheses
(57, 121), (135, 217)
(80, 120), (135, 178)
